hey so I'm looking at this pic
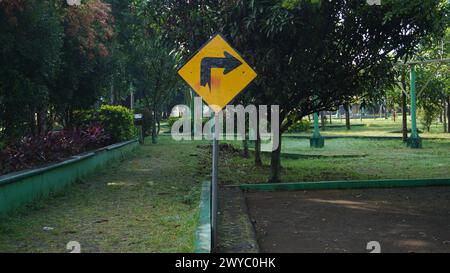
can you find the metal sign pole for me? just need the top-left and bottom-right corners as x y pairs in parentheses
(211, 112), (219, 250)
(177, 34), (257, 251)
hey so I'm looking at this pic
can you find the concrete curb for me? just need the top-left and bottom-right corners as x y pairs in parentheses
(239, 178), (450, 192)
(194, 181), (211, 253)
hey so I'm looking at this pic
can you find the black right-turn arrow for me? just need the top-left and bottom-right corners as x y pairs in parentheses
(200, 51), (242, 90)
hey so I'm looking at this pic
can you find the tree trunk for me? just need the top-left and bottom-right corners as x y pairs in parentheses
(29, 109), (36, 136)
(110, 76), (115, 105)
(269, 130), (282, 183)
(329, 112), (332, 124)
(444, 101), (448, 133)
(401, 74), (408, 142)
(320, 111), (326, 131)
(65, 108), (74, 130)
(447, 96), (450, 133)
(151, 107), (157, 144)
(157, 111), (161, 135)
(254, 109), (262, 165)
(47, 110), (55, 132)
(255, 132), (262, 166)
(360, 107), (363, 122)
(242, 139), (249, 158)
(143, 107), (150, 138)
(130, 90), (134, 110)
(37, 107), (47, 135)
(344, 103), (351, 130)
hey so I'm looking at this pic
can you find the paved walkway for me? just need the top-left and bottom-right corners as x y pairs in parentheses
(247, 187), (450, 253)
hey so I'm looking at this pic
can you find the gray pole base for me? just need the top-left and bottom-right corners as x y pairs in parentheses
(310, 136), (325, 148)
(407, 136), (422, 149)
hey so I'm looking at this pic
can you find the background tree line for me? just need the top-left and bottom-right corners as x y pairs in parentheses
(1, 0), (448, 182)
(0, 0), (182, 145)
(0, 0), (113, 141)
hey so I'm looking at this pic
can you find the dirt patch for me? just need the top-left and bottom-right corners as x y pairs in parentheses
(246, 187), (450, 253)
(197, 143), (242, 156)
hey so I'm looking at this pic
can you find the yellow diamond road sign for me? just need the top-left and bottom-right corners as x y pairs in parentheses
(178, 33), (257, 113)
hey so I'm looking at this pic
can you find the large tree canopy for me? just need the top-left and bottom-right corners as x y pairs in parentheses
(0, 0), (62, 139)
(216, 0), (448, 181)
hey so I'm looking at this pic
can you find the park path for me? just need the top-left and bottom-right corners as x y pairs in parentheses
(0, 137), (204, 253)
(247, 187), (450, 253)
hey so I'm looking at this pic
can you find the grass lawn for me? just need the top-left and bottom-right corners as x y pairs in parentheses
(291, 116), (450, 139)
(220, 121), (450, 185)
(0, 136), (207, 253)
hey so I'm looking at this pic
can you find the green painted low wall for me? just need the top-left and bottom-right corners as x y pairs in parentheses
(240, 178), (450, 192)
(0, 139), (139, 216)
(194, 181), (211, 253)
(307, 124), (366, 129)
(256, 150), (366, 159)
(284, 135), (449, 140)
(285, 135), (403, 140)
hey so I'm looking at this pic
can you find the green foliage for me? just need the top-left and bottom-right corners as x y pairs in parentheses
(419, 104), (441, 132)
(0, 0), (115, 142)
(167, 117), (180, 129)
(50, 0), (114, 126)
(416, 62), (447, 133)
(73, 109), (97, 129)
(289, 119), (311, 133)
(385, 87), (403, 109)
(72, 105), (136, 142)
(218, 0), (448, 182)
(99, 105), (135, 142)
(0, 0), (62, 140)
(0, 0), (449, 183)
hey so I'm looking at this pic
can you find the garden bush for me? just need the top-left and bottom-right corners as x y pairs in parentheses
(0, 125), (111, 175)
(1, 103), (137, 175)
(73, 106), (136, 142)
(288, 119), (311, 133)
(98, 105), (135, 142)
(419, 105), (441, 132)
(73, 109), (98, 129)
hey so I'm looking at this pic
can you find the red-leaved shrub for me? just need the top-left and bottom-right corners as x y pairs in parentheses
(0, 125), (111, 175)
